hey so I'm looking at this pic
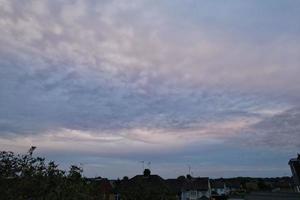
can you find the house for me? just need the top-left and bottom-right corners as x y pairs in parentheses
(166, 176), (212, 200)
(289, 154), (300, 192)
(225, 179), (243, 194)
(245, 181), (258, 191)
(166, 178), (185, 199)
(117, 169), (174, 199)
(99, 178), (115, 200)
(181, 177), (211, 200)
(211, 180), (228, 196)
(85, 177), (117, 200)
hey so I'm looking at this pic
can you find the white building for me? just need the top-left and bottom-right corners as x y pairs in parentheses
(181, 177), (211, 200)
(211, 180), (229, 196)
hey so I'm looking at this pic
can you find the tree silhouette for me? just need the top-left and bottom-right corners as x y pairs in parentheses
(0, 146), (103, 200)
(144, 168), (151, 177)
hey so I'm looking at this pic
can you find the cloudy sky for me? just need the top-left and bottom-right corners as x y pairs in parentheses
(0, 0), (300, 178)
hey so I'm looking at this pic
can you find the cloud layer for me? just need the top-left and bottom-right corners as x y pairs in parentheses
(1, 0), (300, 177)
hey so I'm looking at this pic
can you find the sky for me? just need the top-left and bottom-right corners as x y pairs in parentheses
(0, 0), (300, 178)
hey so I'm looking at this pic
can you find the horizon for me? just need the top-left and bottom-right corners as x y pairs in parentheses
(1, 0), (300, 179)
(12, 146), (297, 179)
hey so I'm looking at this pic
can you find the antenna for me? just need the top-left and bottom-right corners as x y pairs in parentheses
(147, 161), (151, 170)
(140, 161), (145, 171)
(187, 165), (191, 175)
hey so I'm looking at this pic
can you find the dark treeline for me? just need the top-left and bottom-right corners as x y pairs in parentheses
(0, 147), (294, 200)
(0, 147), (105, 200)
(0, 147), (175, 200)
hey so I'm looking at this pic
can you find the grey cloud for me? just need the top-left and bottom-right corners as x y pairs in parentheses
(240, 107), (300, 149)
(0, 0), (296, 141)
(1, 58), (280, 136)
(0, 0), (299, 166)
(1, 0), (300, 94)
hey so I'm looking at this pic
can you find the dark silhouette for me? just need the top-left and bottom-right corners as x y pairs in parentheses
(0, 147), (102, 200)
(143, 168), (151, 177)
(0, 147), (296, 200)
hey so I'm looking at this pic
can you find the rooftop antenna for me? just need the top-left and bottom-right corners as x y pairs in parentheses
(140, 161), (145, 171)
(187, 165), (191, 175)
(147, 161), (151, 170)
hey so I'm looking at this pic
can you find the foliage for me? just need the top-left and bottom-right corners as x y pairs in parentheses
(143, 169), (151, 177)
(0, 147), (179, 200)
(0, 147), (102, 200)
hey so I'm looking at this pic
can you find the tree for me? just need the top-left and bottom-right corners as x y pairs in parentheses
(68, 165), (83, 180)
(143, 169), (151, 177)
(177, 176), (185, 181)
(0, 147), (101, 200)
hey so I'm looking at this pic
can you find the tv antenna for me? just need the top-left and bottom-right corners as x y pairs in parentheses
(147, 161), (151, 170)
(187, 165), (191, 175)
(140, 161), (145, 171)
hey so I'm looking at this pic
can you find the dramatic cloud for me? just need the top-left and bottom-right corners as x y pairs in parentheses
(242, 107), (300, 149)
(0, 0), (300, 177)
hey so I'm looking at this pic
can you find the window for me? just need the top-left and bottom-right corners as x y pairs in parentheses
(190, 191), (197, 197)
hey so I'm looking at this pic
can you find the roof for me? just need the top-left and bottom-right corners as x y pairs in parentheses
(289, 154), (300, 164)
(120, 174), (167, 189)
(182, 177), (209, 191)
(166, 179), (184, 194)
(225, 180), (242, 189)
(211, 180), (226, 189)
(130, 174), (165, 183)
